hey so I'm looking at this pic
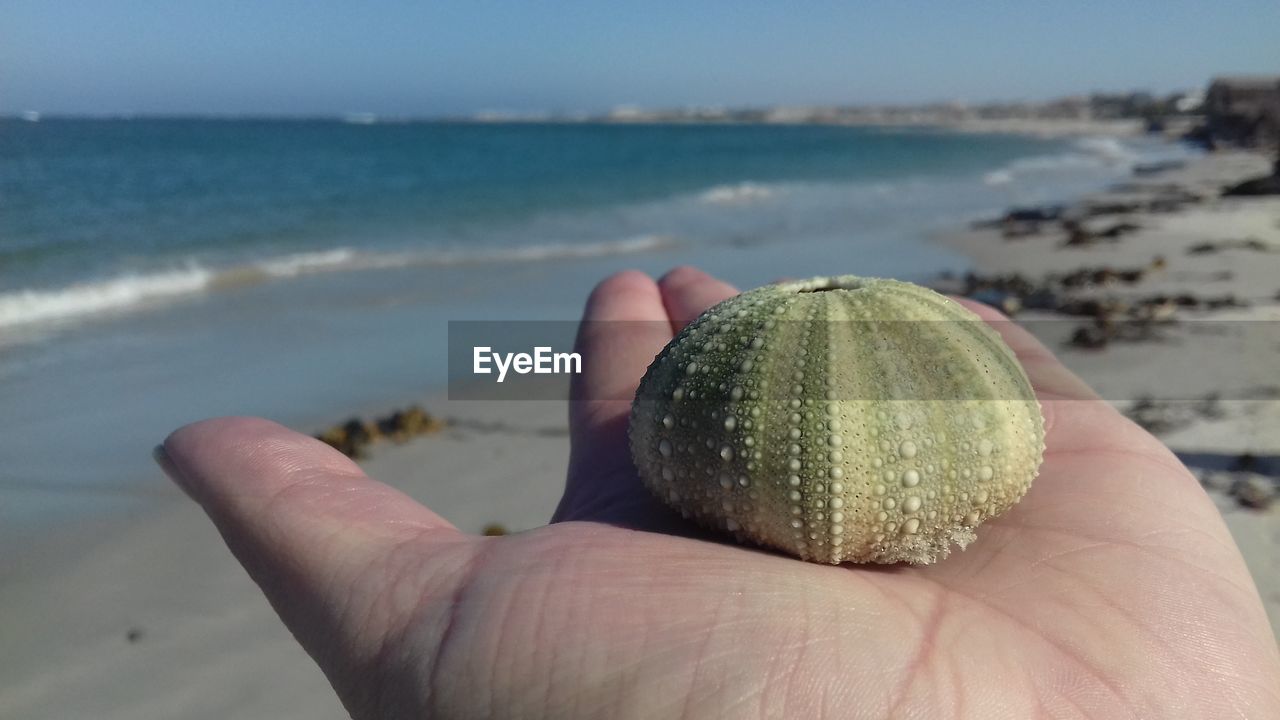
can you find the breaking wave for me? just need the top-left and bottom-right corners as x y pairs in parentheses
(0, 267), (213, 328)
(0, 235), (674, 328)
(982, 169), (1014, 186)
(698, 182), (777, 206)
(982, 135), (1144, 186)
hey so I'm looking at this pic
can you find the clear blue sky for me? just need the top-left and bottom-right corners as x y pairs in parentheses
(3, 0), (1277, 116)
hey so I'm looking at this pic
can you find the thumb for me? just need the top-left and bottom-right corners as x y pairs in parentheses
(157, 417), (478, 712)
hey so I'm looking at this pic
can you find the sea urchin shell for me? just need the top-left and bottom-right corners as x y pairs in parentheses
(629, 275), (1045, 564)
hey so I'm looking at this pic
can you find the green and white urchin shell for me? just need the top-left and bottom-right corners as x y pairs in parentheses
(629, 275), (1045, 565)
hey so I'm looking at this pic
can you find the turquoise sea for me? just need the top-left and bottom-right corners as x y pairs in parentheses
(0, 119), (1192, 531)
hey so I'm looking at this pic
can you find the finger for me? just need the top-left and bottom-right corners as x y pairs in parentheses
(561, 272), (673, 524)
(954, 297), (1098, 402)
(657, 266), (740, 332)
(158, 417), (476, 673)
(558, 268), (741, 527)
(570, 270), (672, 419)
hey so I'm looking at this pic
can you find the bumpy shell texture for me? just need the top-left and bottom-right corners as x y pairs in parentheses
(629, 276), (1045, 565)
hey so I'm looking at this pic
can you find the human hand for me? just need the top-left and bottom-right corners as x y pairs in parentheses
(159, 266), (1280, 718)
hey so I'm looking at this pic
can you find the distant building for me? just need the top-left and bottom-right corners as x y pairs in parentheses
(1204, 76), (1280, 147)
(606, 105), (651, 122)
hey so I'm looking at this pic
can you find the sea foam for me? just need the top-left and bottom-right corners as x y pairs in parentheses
(982, 135), (1144, 185)
(0, 266), (213, 328)
(0, 235), (674, 329)
(257, 248), (359, 277)
(698, 182), (776, 206)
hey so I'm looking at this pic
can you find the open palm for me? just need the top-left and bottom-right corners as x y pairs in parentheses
(160, 267), (1280, 719)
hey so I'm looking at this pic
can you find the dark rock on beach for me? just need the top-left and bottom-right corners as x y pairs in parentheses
(315, 418), (376, 459)
(1232, 475), (1277, 510)
(1125, 394), (1226, 436)
(1223, 155), (1280, 196)
(379, 404), (447, 443)
(1079, 200), (1143, 217)
(1133, 159), (1187, 176)
(316, 405), (446, 458)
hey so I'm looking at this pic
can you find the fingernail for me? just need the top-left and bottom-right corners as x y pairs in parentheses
(153, 444), (194, 497)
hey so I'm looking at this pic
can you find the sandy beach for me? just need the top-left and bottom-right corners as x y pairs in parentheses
(936, 148), (1280, 639)
(0, 397), (573, 719)
(3, 146), (1278, 719)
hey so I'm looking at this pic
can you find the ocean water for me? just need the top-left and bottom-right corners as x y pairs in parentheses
(0, 119), (1192, 530)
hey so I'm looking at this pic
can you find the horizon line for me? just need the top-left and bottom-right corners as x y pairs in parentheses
(0, 85), (1213, 124)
